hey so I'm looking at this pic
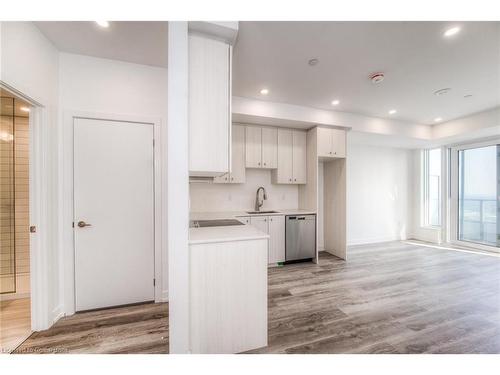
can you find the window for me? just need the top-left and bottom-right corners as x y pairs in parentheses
(458, 145), (499, 247)
(422, 148), (441, 227)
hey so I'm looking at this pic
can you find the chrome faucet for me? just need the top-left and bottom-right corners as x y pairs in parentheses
(255, 187), (267, 212)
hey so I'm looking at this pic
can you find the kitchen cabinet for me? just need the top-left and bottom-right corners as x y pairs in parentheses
(188, 34), (231, 177)
(245, 126), (277, 169)
(268, 215), (285, 264)
(292, 131), (307, 184)
(272, 129), (307, 184)
(245, 126), (262, 168)
(214, 125), (245, 184)
(317, 127), (346, 158)
(250, 215), (285, 264)
(261, 127), (278, 168)
(250, 216), (268, 234)
(190, 236), (267, 353)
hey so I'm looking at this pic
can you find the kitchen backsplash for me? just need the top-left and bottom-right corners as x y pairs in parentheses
(189, 169), (299, 212)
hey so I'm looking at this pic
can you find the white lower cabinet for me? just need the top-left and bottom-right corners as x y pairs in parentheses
(190, 238), (268, 353)
(268, 216), (285, 264)
(249, 215), (285, 264)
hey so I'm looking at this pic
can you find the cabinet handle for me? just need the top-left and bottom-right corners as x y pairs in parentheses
(334, 152), (337, 155)
(225, 177), (228, 181)
(294, 178), (297, 182)
(231, 177), (234, 181)
(264, 162), (266, 166)
(258, 162), (261, 166)
(289, 178), (292, 182)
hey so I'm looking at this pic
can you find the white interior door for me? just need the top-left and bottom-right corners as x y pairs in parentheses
(74, 118), (154, 311)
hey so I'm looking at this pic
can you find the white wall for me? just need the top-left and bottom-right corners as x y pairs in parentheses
(345, 133), (413, 245)
(189, 169), (299, 212)
(0, 21), (60, 329)
(59, 53), (168, 117)
(58, 52), (169, 307)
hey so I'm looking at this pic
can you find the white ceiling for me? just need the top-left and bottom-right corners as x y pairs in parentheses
(232, 21), (500, 125)
(35, 21), (168, 68)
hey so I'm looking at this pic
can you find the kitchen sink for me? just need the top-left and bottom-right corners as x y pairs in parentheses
(246, 210), (280, 215)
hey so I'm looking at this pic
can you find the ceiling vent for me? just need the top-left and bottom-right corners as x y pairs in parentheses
(370, 72), (385, 84)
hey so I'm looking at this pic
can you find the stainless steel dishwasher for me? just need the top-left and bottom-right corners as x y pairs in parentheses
(285, 215), (316, 262)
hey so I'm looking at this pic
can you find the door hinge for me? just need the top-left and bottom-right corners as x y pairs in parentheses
(153, 278), (156, 286)
(29, 225), (37, 233)
(152, 139), (155, 147)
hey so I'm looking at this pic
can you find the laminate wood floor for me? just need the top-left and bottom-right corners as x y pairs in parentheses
(13, 241), (500, 354)
(13, 302), (168, 354)
(0, 298), (31, 353)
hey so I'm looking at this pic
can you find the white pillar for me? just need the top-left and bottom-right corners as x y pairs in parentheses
(167, 21), (190, 353)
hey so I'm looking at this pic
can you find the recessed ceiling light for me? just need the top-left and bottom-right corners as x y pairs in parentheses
(308, 58), (319, 66)
(331, 100), (340, 106)
(260, 88), (269, 95)
(434, 88), (451, 96)
(95, 21), (109, 28)
(444, 26), (461, 37)
(434, 117), (442, 123)
(20, 106), (30, 113)
(388, 109), (397, 115)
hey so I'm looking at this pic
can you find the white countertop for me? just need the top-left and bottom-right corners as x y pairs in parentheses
(190, 209), (316, 221)
(188, 209), (316, 245)
(189, 224), (269, 245)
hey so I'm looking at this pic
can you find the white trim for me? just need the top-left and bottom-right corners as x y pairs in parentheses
(449, 137), (500, 253)
(347, 235), (407, 247)
(61, 111), (165, 316)
(1, 82), (54, 331)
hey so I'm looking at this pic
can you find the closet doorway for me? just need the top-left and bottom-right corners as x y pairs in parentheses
(0, 88), (32, 353)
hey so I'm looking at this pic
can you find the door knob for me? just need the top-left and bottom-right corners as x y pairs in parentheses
(77, 221), (92, 228)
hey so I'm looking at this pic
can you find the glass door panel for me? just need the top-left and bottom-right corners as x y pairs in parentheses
(458, 144), (499, 247)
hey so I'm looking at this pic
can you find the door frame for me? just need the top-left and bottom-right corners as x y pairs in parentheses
(62, 111), (164, 316)
(0, 81), (48, 331)
(449, 137), (500, 253)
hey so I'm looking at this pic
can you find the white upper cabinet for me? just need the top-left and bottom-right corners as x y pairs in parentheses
(245, 126), (277, 169)
(245, 126), (262, 168)
(214, 124), (246, 184)
(272, 129), (306, 184)
(261, 127), (278, 168)
(292, 131), (307, 184)
(188, 34), (231, 177)
(273, 129), (294, 183)
(317, 127), (346, 158)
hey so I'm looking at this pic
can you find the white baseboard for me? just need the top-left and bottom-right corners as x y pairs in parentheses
(158, 289), (169, 302)
(347, 235), (406, 246)
(51, 305), (64, 325)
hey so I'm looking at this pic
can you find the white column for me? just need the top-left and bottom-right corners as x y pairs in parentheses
(167, 21), (190, 353)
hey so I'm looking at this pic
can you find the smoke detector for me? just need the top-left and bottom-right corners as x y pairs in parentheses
(370, 72), (385, 84)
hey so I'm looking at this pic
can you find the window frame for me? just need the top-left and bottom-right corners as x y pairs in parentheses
(449, 138), (500, 253)
(421, 148), (442, 228)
